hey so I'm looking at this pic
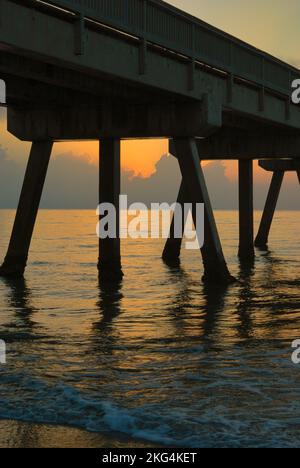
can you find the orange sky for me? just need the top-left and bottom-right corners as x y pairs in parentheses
(56, 140), (238, 180)
(56, 140), (169, 178)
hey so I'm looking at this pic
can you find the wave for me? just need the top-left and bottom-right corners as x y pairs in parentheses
(0, 376), (299, 448)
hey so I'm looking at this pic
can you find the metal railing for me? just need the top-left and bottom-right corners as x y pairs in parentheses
(39, 0), (299, 97)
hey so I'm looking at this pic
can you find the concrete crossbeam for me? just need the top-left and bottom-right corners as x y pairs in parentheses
(7, 96), (221, 140)
(196, 130), (300, 159)
(258, 159), (300, 172)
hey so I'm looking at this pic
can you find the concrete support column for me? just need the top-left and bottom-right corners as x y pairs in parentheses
(238, 159), (254, 260)
(98, 139), (123, 282)
(174, 138), (235, 284)
(0, 141), (53, 277)
(162, 181), (186, 265)
(255, 171), (284, 248)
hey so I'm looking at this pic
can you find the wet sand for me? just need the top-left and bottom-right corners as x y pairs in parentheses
(0, 419), (156, 448)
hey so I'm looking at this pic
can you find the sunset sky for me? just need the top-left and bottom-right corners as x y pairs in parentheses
(1, 0), (299, 195)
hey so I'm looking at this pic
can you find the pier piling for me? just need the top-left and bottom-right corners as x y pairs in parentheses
(162, 181), (186, 265)
(255, 171), (284, 248)
(98, 139), (123, 282)
(238, 160), (254, 260)
(172, 138), (235, 284)
(0, 141), (53, 277)
(255, 159), (300, 248)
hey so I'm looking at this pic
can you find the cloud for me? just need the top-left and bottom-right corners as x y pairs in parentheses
(0, 145), (25, 208)
(122, 154), (181, 206)
(0, 148), (299, 210)
(42, 152), (98, 209)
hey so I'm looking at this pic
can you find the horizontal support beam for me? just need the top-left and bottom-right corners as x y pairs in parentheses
(258, 159), (300, 172)
(0, 52), (171, 105)
(195, 129), (300, 159)
(7, 97), (221, 140)
(1, 0), (300, 132)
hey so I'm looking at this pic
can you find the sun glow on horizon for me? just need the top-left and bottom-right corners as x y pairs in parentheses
(51, 139), (169, 178)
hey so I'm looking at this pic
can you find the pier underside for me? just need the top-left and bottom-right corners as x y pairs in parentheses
(0, 4), (299, 283)
(1, 114), (299, 283)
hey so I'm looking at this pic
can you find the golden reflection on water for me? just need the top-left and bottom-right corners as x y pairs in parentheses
(0, 210), (299, 344)
(0, 210), (299, 446)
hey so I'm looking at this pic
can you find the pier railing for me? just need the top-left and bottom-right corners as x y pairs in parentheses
(38, 0), (299, 97)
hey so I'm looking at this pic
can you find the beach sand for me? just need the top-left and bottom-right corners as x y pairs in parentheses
(0, 420), (157, 448)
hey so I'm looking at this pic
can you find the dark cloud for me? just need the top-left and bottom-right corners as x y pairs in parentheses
(0, 148), (299, 210)
(42, 153), (98, 209)
(122, 154), (181, 206)
(204, 161), (238, 210)
(0, 145), (25, 208)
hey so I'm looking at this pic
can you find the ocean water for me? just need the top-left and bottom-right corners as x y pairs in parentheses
(0, 209), (299, 448)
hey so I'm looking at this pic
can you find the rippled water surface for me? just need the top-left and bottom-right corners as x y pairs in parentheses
(0, 210), (299, 447)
